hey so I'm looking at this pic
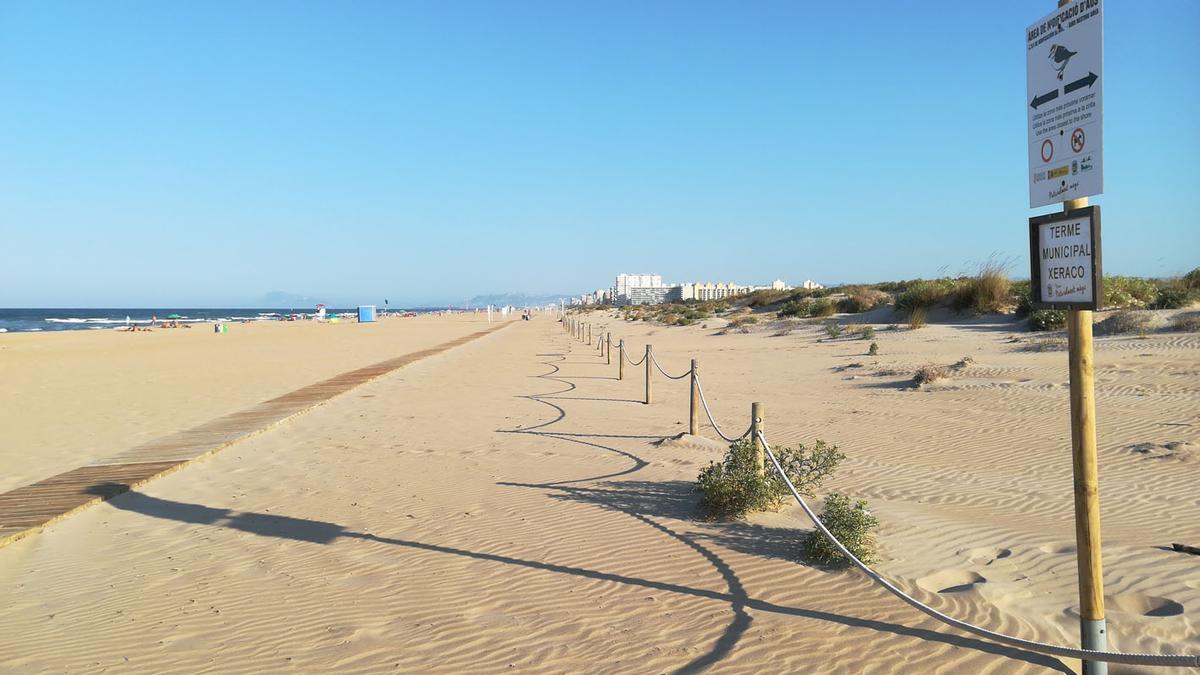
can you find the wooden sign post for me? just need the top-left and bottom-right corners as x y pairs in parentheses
(1028, 0), (1107, 668)
(1029, 201), (1106, 675)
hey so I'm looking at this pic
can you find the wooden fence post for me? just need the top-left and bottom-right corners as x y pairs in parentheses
(751, 402), (764, 475)
(644, 345), (652, 404)
(689, 359), (699, 435)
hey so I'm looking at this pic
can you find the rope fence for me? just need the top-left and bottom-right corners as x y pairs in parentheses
(621, 344), (648, 367)
(695, 375), (751, 443)
(649, 350), (692, 380)
(558, 314), (1199, 669)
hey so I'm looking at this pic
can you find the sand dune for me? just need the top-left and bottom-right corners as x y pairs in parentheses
(0, 314), (1196, 673)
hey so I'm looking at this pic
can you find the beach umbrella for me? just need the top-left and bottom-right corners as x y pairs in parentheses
(166, 314), (182, 319)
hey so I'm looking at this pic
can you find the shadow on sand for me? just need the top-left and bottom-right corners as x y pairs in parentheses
(83, 330), (1068, 674)
(88, 480), (1069, 674)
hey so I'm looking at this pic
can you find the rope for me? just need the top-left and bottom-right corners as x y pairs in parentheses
(694, 375), (751, 443)
(756, 430), (1200, 668)
(624, 346), (647, 367)
(649, 351), (692, 380)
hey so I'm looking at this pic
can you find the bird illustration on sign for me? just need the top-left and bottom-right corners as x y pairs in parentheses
(1048, 44), (1077, 80)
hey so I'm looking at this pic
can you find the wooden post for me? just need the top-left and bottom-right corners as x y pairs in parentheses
(587, 323), (591, 345)
(618, 340), (625, 380)
(750, 402), (764, 475)
(1064, 194), (1106, 674)
(644, 345), (652, 405)
(606, 333), (612, 365)
(689, 359), (699, 435)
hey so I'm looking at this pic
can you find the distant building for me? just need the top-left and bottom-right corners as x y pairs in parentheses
(678, 282), (750, 301)
(800, 279), (824, 290)
(628, 286), (674, 305)
(614, 273), (663, 305)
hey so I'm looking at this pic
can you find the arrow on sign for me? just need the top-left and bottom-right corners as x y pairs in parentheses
(1063, 71), (1098, 95)
(1030, 89), (1059, 110)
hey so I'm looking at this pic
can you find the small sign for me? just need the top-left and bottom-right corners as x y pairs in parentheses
(1028, 206), (1102, 310)
(1026, 0), (1103, 208)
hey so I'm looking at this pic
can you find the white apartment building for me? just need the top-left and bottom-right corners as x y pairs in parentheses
(678, 279), (790, 302)
(614, 274), (663, 303)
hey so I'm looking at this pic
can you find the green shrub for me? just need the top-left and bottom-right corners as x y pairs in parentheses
(1183, 267), (1200, 291)
(777, 299), (809, 318)
(1010, 279), (1032, 313)
(1104, 276), (1158, 309)
(861, 326), (875, 340)
(824, 321), (843, 338)
(867, 341), (879, 356)
(837, 289), (889, 313)
(908, 307), (928, 329)
(1152, 286), (1195, 310)
(801, 493), (880, 566)
(745, 289), (791, 307)
(696, 438), (843, 519)
(779, 297), (836, 319)
(896, 279), (959, 313)
(1029, 309), (1066, 331)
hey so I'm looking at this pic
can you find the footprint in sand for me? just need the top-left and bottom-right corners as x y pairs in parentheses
(1039, 542), (1076, 555)
(966, 546), (1012, 565)
(1069, 592), (1184, 618)
(917, 570), (987, 594)
(1128, 441), (1196, 461)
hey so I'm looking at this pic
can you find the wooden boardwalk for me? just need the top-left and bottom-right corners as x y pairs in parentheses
(0, 323), (508, 548)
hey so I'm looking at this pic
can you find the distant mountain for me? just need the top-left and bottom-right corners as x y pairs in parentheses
(466, 292), (570, 308)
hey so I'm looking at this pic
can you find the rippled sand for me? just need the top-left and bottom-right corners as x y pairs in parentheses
(1, 312), (1196, 673)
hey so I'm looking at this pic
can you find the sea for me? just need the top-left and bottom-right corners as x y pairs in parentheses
(0, 308), (447, 333)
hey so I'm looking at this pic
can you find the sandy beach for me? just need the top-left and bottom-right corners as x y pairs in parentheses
(0, 315), (492, 493)
(0, 312), (1197, 673)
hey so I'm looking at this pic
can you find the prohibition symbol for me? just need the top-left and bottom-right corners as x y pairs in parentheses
(1071, 128), (1085, 153)
(1041, 138), (1054, 163)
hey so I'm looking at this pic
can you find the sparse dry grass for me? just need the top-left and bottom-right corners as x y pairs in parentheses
(952, 260), (1013, 314)
(838, 289), (890, 313)
(913, 365), (951, 386)
(1096, 310), (1158, 336)
(1019, 337), (1068, 352)
(1171, 313), (1200, 332)
(908, 307), (928, 330)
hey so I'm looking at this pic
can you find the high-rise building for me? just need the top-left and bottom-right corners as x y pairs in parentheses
(614, 273), (663, 304)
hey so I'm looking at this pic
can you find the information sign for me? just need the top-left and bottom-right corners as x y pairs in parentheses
(1028, 206), (1102, 310)
(1027, 0), (1103, 208)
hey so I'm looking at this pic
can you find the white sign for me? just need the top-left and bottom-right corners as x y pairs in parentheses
(1030, 206), (1101, 309)
(1026, 0), (1103, 208)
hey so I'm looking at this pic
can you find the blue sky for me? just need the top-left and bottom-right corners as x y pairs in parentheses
(2, 1), (1197, 307)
